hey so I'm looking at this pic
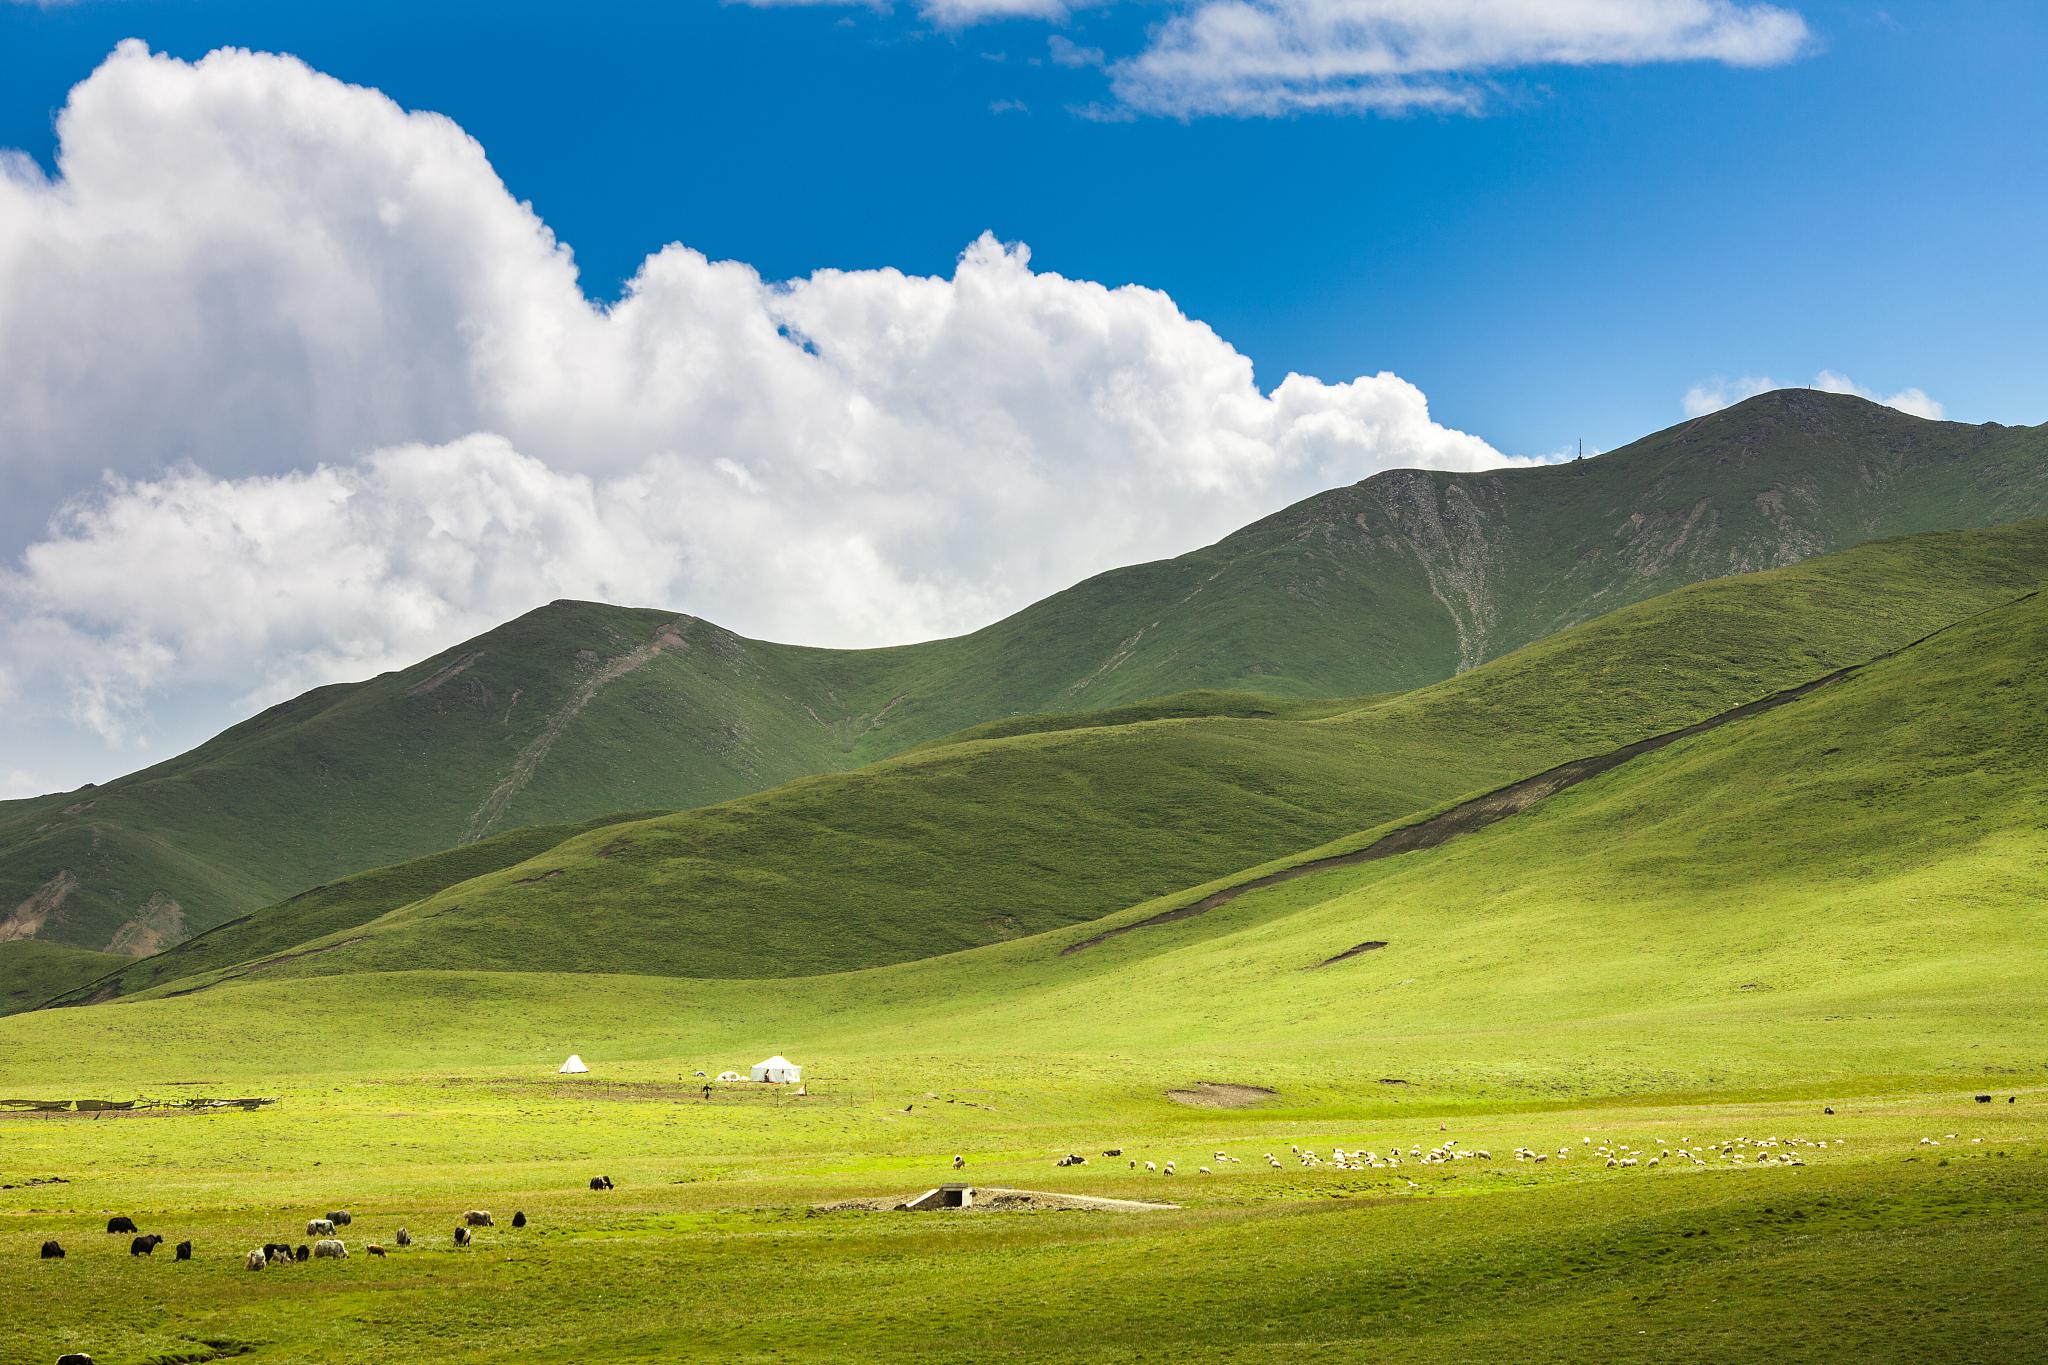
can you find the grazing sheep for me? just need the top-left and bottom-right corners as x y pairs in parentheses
(512, 1211), (527, 1229)
(1144, 1161), (1156, 1172)
(175, 1240), (192, 1261)
(367, 1244), (387, 1257)
(589, 1176), (614, 1191)
(464, 1210), (494, 1227)
(326, 1210), (353, 1226)
(395, 1228), (412, 1248)
(952, 1155), (965, 1170)
(454, 1226), (472, 1248)
(313, 1239), (347, 1260)
(40, 1240), (65, 1260)
(105, 1216), (137, 1235)
(295, 1245), (310, 1263)
(245, 1249), (267, 1271)
(1103, 1149), (1122, 1157)
(130, 1234), (165, 1256)
(306, 1218), (336, 1237)
(1199, 1167), (1212, 1175)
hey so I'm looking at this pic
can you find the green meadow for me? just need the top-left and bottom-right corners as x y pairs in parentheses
(5, 526), (2046, 1361)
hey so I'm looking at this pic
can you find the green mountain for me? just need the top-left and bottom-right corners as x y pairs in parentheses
(6, 389), (2044, 957)
(60, 515), (2048, 1002)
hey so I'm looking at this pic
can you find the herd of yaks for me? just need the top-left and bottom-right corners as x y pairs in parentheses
(35, 1177), (619, 1270)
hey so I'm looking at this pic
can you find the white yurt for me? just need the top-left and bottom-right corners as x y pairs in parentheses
(750, 1055), (802, 1084)
(559, 1054), (589, 1074)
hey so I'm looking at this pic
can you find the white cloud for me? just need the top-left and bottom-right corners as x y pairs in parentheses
(1112, 0), (1815, 117)
(735, 0), (1077, 26)
(1683, 371), (1945, 421)
(1812, 369), (1945, 421)
(733, 0), (1812, 115)
(0, 43), (1525, 775)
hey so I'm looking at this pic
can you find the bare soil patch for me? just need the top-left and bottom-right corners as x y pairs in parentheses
(815, 1188), (1179, 1213)
(1313, 940), (1387, 968)
(1165, 1082), (1277, 1109)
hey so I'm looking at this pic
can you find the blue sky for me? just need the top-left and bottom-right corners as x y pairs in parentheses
(5, 0), (2041, 455)
(0, 0), (2043, 793)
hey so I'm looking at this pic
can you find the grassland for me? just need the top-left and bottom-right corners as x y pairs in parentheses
(2, 550), (2044, 1361)
(7, 389), (2047, 956)
(89, 515), (2048, 990)
(0, 940), (126, 1014)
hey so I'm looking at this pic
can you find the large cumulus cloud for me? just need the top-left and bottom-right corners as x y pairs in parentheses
(0, 42), (1523, 790)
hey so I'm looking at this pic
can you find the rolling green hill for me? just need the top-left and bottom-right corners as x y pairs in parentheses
(0, 939), (126, 1014)
(73, 516), (2048, 997)
(3, 507), (2046, 1364)
(6, 388), (2044, 956)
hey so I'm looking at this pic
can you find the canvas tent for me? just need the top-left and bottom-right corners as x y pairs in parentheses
(750, 1055), (802, 1084)
(559, 1054), (589, 1074)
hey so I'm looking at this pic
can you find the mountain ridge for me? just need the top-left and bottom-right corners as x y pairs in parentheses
(5, 389), (2044, 954)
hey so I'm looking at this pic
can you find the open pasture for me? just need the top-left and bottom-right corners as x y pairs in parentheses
(3, 1054), (2042, 1362)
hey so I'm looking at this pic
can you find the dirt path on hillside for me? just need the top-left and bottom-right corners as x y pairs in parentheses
(1062, 591), (2037, 957)
(462, 620), (689, 842)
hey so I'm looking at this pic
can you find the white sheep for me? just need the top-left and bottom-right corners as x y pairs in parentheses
(244, 1249), (266, 1271)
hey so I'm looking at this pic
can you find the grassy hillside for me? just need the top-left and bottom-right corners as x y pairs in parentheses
(6, 389), (2044, 955)
(0, 940), (126, 1015)
(0, 558), (2042, 1362)
(92, 516), (2048, 993)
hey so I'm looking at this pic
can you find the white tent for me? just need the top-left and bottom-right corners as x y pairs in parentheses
(559, 1054), (589, 1074)
(715, 1071), (743, 1083)
(750, 1055), (802, 1084)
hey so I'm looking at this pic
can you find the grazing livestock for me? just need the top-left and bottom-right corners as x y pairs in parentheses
(952, 1155), (965, 1170)
(130, 1234), (165, 1256)
(264, 1243), (293, 1263)
(589, 1176), (614, 1191)
(306, 1218), (336, 1237)
(464, 1210), (495, 1227)
(1103, 1148), (1123, 1157)
(367, 1244), (387, 1257)
(313, 1239), (347, 1259)
(395, 1228), (412, 1248)
(245, 1249), (267, 1271)
(57, 1355), (93, 1365)
(512, 1211), (527, 1229)
(106, 1216), (137, 1235)
(175, 1240), (192, 1261)
(40, 1240), (64, 1259)
(295, 1245), (310, 1263)
(326, 1210), (353, 1226)
(454, 1226), (472, 1248)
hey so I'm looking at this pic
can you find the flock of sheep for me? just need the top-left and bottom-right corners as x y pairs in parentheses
(995, 1129), (1855, 1183)
(34, 1185), (614, 1272)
